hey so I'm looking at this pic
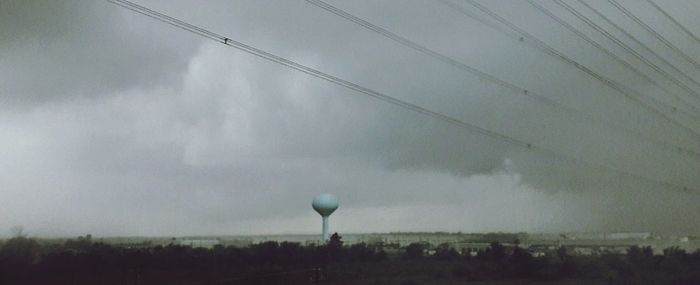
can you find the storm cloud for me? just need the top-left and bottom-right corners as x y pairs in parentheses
(2, 0), (700, 237)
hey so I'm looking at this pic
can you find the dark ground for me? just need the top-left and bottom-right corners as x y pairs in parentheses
(1, 234), (699, 284)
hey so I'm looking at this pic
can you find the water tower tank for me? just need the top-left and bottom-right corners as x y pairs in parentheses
(312, 194), (338, 241)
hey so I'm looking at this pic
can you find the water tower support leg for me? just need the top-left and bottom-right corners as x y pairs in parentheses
(322, 216), (329, 242)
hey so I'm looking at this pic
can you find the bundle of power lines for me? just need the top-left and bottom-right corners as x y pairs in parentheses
(107, 0), (700, 194)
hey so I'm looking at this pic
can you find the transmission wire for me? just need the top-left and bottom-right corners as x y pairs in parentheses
(530, 0), (700, 114)
(107, 0), (700, 196)
(557, 0), (700, 107)
(442, 0), (700, 145)
(608, 0), (700, 70)
(577, 0), (700, 100)
(305, 0), (700, 160)
(645, 0), (700, 47)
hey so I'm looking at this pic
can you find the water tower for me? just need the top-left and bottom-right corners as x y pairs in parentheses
(312, 194), (338, 242)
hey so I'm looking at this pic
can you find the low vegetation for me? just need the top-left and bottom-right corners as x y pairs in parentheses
(2, 234), (700, 284)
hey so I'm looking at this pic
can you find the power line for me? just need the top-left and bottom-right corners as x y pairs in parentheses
(576, 0), (700, 103)
(305, 0), (547, 106)
(304, 0), (700, 160)
(106, 0), (528, 148)
(557, 0), (700, 108)
(608, 0), (700, 70)
(441, 0), (700, 146)
(106, 0), (699, 195)
(645, 0), (700, 48)
(529, 0), (700, 114)
(451, 0), (700, 129)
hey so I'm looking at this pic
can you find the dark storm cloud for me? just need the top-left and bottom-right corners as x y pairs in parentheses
(0, 0), (199, 106)
(2, 0), (700, 236)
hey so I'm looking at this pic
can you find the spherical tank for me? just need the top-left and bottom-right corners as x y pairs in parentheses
(312, 194), (338, 217)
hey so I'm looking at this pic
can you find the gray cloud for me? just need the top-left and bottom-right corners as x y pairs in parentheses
(0, 0), (199, 106)
(1, 0), (700, 237)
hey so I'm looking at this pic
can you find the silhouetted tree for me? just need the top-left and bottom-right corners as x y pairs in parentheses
(555, 246), (577, 277)
(434, 243), (459, 260)
(0, 236), (40, 282)
(403, 243), (426, 259)
(626, 245), (654, 267)
(663, 246), (686, 260)
(347, 243), (378, 262)
(481, 241), (506, 261)
(556, 246), (569, 262)
(8, 234), (700, 285)
(0, 236), (40, 265)
(328, 233), (343, 248)
(509, 246), (535, 278)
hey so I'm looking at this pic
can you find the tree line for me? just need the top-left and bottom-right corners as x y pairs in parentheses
(2, 233), (700, 284)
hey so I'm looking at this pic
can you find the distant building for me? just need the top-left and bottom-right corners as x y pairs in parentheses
(177, 239), (220, 249)
(573, 247), (594, 255)
(220, 239), (253, 247)
(607, 232), (651, 240)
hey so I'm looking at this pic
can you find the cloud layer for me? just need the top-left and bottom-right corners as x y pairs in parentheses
(2, 0), (700, 237)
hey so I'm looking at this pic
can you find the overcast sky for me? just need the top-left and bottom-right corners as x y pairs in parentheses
(2, 0), (700, 237)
